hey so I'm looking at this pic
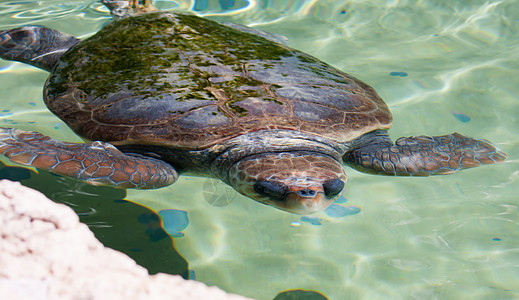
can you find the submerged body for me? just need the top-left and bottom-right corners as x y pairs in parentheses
(0, 1), (507, 214)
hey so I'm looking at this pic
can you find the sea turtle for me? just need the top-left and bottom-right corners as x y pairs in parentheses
(0, 1), (507, 214)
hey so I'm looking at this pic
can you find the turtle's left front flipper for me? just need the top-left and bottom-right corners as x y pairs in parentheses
(0, 127), (178, 189)
(344, 132), (507, 176)
(0, 26), (80, 71)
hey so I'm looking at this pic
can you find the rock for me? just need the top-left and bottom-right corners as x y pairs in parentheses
(0, 179), (251, 300)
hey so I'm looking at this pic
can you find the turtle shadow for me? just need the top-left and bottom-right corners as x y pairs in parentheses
(0, 161), (190, 278)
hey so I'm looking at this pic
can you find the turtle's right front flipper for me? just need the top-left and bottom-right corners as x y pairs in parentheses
(0, 128), (178, 189)
(0, 26), (80, 72)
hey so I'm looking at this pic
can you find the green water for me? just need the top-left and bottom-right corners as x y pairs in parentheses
(1, 1), (518, 299)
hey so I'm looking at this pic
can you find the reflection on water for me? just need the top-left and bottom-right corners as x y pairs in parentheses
(274, 289), (329, 300)
(1, 0), (518, 299)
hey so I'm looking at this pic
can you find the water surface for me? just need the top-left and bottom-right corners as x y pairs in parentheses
(1, 1), (518, 299)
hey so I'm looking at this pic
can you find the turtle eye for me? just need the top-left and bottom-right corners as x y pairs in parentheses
(323, 179), (344, 198)
(254, 180), (287, 201)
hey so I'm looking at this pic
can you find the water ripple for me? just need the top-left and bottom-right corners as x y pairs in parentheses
(0, 1), (517, 299)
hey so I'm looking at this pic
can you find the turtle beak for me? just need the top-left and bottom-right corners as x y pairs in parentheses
(283, 178), (345, 214)
(285, 188), (331, 214)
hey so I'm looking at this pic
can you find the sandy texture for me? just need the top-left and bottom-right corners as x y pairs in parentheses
(0, 179), (251, 300)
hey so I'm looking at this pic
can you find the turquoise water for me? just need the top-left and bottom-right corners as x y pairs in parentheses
(1, 1), (518, 299)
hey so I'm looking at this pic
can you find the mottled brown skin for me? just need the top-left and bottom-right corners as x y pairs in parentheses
(0, 128), (177, 188)
(0, 26), (80, 72)
(229, 152), (347, 214)
(343, 132), (507, 176)
(0, 6), (508, 214)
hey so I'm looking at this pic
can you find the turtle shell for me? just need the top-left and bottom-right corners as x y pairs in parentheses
(44, 12), (392, 149)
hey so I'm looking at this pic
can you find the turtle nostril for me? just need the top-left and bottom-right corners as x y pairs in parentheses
(296, 188), (317, 197)
(323, 179), (345, 197)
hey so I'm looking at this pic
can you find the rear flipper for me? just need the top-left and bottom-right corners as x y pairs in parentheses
(344, 131), (507, 176)
(0, 128), (178, 189)
(0, 26), (80, 72)
(101, 0), (157, 19)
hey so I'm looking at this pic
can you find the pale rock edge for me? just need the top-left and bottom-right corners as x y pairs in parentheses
(0, 179), (252, 300)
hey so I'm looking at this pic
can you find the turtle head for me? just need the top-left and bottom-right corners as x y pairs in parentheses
(228, 152), (347, 214)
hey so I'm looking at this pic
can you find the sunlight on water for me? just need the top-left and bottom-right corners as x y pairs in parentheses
(0, 0), (518, 299)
